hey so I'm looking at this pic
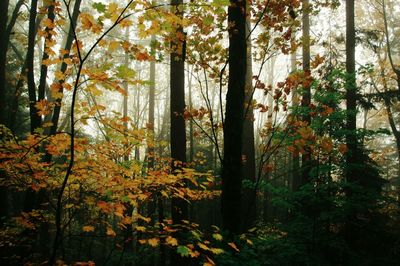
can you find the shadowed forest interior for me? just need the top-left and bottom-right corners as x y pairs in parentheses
(0, 0), (399, 265)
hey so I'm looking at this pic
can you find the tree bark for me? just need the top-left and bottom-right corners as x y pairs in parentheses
(242, 12), (256, 231)
(301, 0), (312, 186)
(27, 0), (41, 134)
(345, 0), (357, 185)
(48, 0), (82, 136)
(38, 0), (55, 102)
(170, 0), (189, 264)
(221, 0), (246, 234)
(0, 0), (10, 126)
(170, 0), (188, 224)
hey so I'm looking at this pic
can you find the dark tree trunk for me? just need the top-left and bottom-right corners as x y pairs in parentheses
(0, 0), (9, 126)
(221, 0), (246, 234)
(344, 0), (360, 251)
(345, 0), (358, 187)
(38, 0), (55, 102)
(170, 0), (189, 264)
(170, 0), (188, 225)
(27, 0), (41, 134)
(48, 0), (82, 136)
(301, 0), (312, 186)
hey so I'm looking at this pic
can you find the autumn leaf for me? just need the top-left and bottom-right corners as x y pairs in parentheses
(135, 226), (146, 232)
(210, 248), (224, 255)
(228, 242), (240, 252)
(106, 227), (116, 237)
(165, 236), (178, 246)
(82, 226), (95, 232)
(148, 238), (159, 247)
(338, 144), (348, 154)
(35, 99), (51, 116)
(198, 242), (210, 251)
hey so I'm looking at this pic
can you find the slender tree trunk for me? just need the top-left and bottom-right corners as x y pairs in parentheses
(301, 0), (312, 186)
(384, 99), (400, 176)
(346, 0), (357, 184)
(221, 0), (246, 234)
(0, 0), (10, 225)
(263, 57), (276, 223)
(344, 0), (360, 252)
(0, 0), (9, 126)
(188, 66), (194, 163)
(148, 35), (156, 171)
(38, 0), (55, 102)
(242, 12), (256, 231)
(9, 9), (42, 133)
(48, 0), (82, 136)
(27, 0), (42, 134)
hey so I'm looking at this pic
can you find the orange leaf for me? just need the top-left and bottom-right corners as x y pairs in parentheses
(82, 226), (95, 232)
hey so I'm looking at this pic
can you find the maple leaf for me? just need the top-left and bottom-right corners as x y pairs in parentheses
(177, 245), (190, 257)
(165, 236), (178, 246)
(35, 99), (51, 116)
(197, 242), (210, 251)
(135, 226), (146, 232)
(106, 227), (116, 237)
(148, 238), (159, 247)
(82, 226), (95, 232)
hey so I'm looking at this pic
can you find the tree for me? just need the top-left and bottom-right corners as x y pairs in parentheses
(300, 0), (312, 186)
(170, 0), (188, 224)
(0, 0), (9, 126)
(221, 0), (246, 234)
(242, 11), (256, 231)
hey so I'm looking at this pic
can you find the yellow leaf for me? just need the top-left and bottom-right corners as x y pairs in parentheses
(228, 242), (240, 252)
(86, 85), (103, 96)
(148, 238), (159, 247)
(108, 41), (120, 52)
(166, 236), (178, 246)
(212, 233), (223, 241)
(135, 226), (146, 232)
(82, 226), (95, 232)
(198, 242), (209, 251)
(106, 227), (116, 237)
(108, 3), (119, 14)
(210, 248), (224, 255)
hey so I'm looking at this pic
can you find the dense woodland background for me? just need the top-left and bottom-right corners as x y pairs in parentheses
(0, 0), (399, 265)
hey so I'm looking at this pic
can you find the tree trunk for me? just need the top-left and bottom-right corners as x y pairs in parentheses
(38, 0), (55, 102)
(0, 0), (9, 126)
(301, 0), (312, 186)
(27, 0), (42, 134)
(170, 0), (189, 264)
(221, 0), (246, 234)
(48, 0), (82, 136)
(242, 13), (256, 231)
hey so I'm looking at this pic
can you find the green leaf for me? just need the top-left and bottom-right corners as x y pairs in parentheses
(117, 65), (136, 79)
(211, 0), (230, 7)
(177, 245), (190, 257)
(212, 233), (223, 241)
(93, 2), (106, 13)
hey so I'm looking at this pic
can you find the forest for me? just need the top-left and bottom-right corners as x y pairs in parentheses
(0, 0), (399, 265)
